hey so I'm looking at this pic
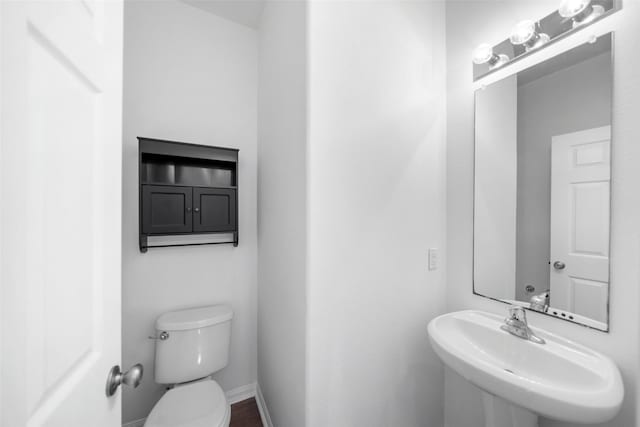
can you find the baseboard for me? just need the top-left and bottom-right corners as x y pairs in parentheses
(225, 382), (257, 404)
(122, 418), (145, 427)
(255, 383), (274, 427)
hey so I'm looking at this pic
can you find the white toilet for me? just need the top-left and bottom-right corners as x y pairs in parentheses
(144, 305), (233, 427)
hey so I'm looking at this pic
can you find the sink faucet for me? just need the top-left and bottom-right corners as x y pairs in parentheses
(501, 306), (545, 345)
(529, 290), (550, 313)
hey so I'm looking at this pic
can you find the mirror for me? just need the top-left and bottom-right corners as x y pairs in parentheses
(473, 33), (613, 331)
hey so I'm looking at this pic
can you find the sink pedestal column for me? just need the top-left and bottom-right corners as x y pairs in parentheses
(482, 392), (538, 427)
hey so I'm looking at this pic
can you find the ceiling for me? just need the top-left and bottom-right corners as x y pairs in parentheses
(181, 0), (265, 29)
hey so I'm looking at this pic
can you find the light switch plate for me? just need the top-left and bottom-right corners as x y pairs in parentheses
(428, 248), (438, 270)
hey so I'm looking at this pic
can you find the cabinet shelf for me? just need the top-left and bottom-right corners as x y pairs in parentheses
(138, 137), (239, 252)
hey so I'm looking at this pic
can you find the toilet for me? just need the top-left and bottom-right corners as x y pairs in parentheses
(144, 305), (234, 427)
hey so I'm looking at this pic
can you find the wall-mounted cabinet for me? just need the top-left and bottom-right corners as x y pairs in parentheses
(139, 137), (239, 252)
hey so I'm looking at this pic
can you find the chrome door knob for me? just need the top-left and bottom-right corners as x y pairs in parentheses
(553, 261), (566, 270)
(105, 363), (143, 397)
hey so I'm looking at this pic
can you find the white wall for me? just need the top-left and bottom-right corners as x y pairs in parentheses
(122, 1), (257, 423)
(474, 75), (518, 301)
(446, 2), (640, 427)
(307, 2), (448, 425)
(257, 2), (307, 427)
(515, 52), (612, 301)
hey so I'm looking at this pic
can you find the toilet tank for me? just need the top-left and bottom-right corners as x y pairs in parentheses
(154, 305), (233, 384)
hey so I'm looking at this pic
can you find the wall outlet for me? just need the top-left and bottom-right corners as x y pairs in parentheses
(428, 248), (438, 270)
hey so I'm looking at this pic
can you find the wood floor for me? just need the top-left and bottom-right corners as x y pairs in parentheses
(230, 398), (263, 427)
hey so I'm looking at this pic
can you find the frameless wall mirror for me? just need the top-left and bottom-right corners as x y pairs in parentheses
(473, 32), (613, 331)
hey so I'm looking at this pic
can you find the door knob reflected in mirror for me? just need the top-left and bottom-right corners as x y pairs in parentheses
(553, 261), (566, 270)
(105, 363), (143, 397)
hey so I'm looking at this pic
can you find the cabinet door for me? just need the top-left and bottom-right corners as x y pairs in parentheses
(193, 188), (237, 232)
(142, 185), (192, 234)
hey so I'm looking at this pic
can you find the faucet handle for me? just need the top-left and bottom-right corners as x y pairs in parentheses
(508, 305), (527, 322)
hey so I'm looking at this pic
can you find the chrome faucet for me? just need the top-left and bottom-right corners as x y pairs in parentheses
(529, 290), (550, 313)
(501, 306), (545, 345)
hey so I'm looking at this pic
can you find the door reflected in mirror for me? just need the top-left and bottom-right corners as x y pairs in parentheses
(473, 33), (613, 331)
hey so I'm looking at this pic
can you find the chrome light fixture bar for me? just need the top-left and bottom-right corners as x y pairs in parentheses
(472, 0), (620, 81)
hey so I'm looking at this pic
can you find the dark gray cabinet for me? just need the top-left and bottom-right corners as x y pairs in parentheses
(139, 137), (239, 252)
(142, 185), (192, 234)
(193, 188), (237, 232)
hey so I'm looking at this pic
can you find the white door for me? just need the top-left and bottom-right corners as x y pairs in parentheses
(1, 1), (123, 426)
(550, 126), (611, 325)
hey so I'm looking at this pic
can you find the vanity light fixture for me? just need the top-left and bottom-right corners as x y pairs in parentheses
(509, 20), (550, 51)
(559, 0), (605, 27)
(472, 0), (619, 80)
(472, 43), (509, 69)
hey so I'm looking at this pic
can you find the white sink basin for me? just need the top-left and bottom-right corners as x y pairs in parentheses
(428, 310), (623, 426)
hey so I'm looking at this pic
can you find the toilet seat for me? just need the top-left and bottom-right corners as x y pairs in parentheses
(144, 379), (230, 427)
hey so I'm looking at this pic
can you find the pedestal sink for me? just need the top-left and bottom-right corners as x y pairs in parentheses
(427, 310), (623, 427)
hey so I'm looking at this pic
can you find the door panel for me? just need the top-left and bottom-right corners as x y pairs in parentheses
(142, 185), (193, 234)
(193, 188), (237, 232)
(571, 278), (608, 323)
(571, 182), (609, 258)
(1, 1), (123, 426)
(550, 126), (610, 323)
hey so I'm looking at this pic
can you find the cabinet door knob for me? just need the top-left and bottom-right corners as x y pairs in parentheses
(194, 207), (200, 213)
(186, 207), (191, 212)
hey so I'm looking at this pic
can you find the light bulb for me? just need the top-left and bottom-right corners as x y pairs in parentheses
(558, 0), (604, 26)
(472, 43), (509, 69)
(558, 0), (591, 18)
(510, 20), (537, 45)
(472, 44), (494, 65)
(509, 20), (550, 51)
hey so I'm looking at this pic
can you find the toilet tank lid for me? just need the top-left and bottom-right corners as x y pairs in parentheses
(156, 305), (233, 331)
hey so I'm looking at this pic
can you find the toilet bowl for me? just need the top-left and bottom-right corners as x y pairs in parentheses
(144, 379), (230, 427)
(143, 305), (233, 427)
